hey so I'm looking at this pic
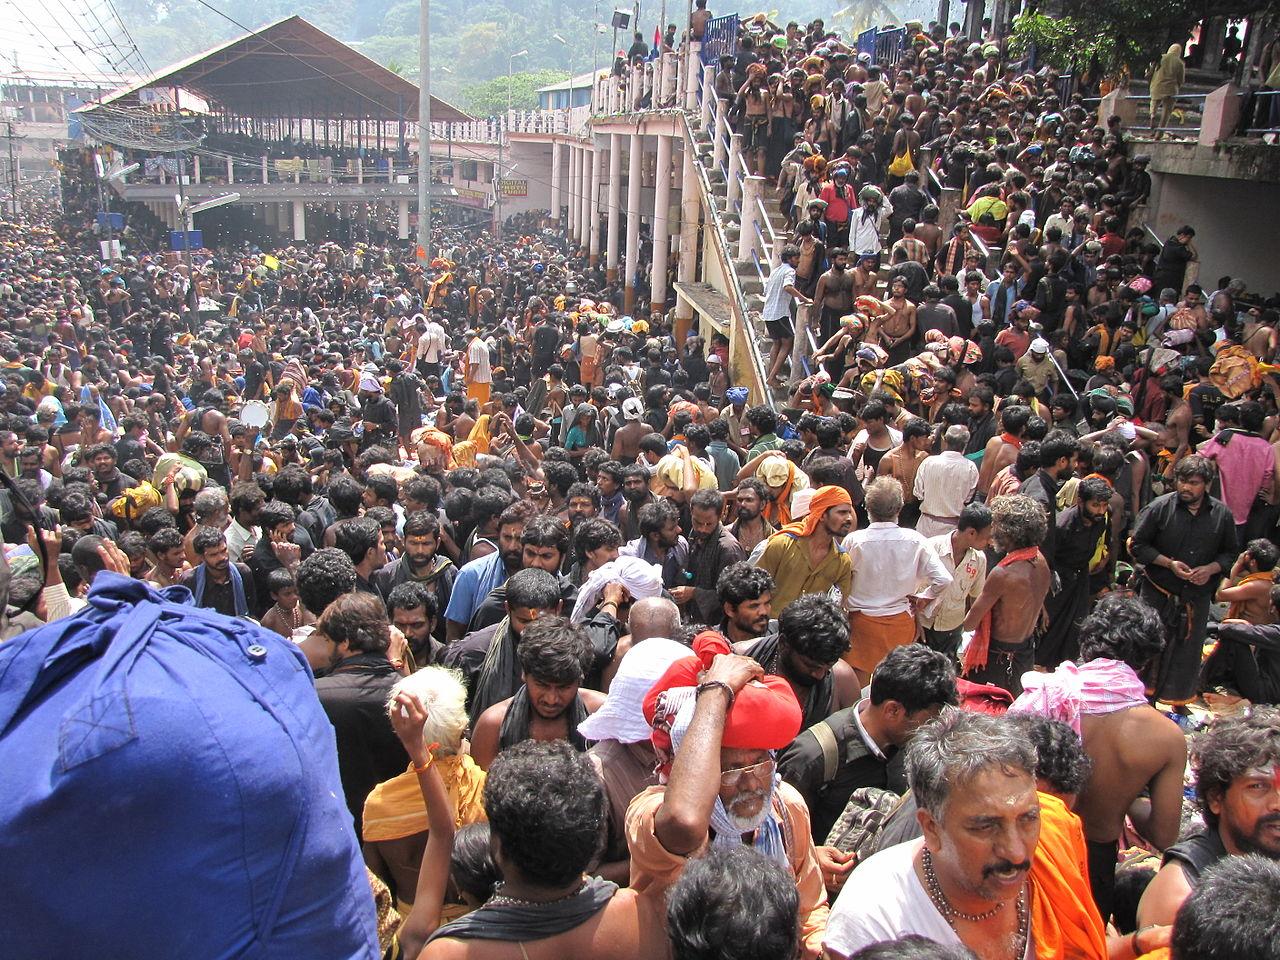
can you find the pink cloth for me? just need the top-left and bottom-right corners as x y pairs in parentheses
(1009, 659), (1148, 735)
(1199, 433), (1275, 526)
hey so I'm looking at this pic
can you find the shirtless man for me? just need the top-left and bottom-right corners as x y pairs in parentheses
(1162, 374), (1193, 459)
(850, 254), (880, 299)
(1038, 595), (1188, 924)
(611, 398), (649, 463)
(961, 494), (1051, 695)
(814, 248), (855, 343)
(419, 738), (667, 960)
(878, 278), (918, 365)
(469, 617), (605, 770)
(976, 404), (1031, 500)
(1243, 307), (1278, 361)
(1214, 541), (1279, 625)
(914, 205), (944, 265)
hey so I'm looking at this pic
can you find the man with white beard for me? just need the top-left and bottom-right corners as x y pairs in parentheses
(623, 631), (830, 959)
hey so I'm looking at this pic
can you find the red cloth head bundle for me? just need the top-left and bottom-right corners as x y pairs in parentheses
(643, 631), (802, 755)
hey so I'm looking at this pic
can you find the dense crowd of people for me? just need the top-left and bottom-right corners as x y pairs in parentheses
(2, 9), (1280, 960)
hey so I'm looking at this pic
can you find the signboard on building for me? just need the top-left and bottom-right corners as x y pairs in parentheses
(455, 187), (490, 209)
(497, 178), (528, 197)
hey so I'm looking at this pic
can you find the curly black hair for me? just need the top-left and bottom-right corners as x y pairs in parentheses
(778, 594), (850, 665)
(483, 740), (606, 888)
(667, 845), (799, 960)
(1191, 708), (1280, 828)
(1005, 714), (1093, 796)
(296, 547), (357, 616)
(1076, 593), (1165, 669)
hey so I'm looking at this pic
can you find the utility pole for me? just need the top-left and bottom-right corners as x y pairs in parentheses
(2, 121), (24, 220)
(416, 0), (431, 262)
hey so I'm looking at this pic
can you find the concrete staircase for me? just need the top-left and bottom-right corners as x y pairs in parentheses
(689, 125), (795, 399)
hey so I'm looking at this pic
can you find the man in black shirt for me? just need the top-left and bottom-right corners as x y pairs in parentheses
(181, 527), (257, 618)
(1131, 454), (1238, 704)
(778, 644), (956, 846)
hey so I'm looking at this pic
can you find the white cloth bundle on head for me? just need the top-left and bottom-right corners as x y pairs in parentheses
(577, 637), (691, 743)
(570, 556), (664, 623)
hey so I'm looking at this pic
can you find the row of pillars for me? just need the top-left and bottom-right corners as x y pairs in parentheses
(138, 197), (416, 245)
(547, 130), (701, 320)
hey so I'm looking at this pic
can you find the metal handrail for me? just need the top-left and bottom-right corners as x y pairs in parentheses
(755, 195), (777, 260)
(680, 111), (776, 410)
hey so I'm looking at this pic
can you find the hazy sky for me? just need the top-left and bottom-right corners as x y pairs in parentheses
(2, 0), (146, 83)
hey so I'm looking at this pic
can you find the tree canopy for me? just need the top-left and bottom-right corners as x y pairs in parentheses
(1010, 0), (1278, 79)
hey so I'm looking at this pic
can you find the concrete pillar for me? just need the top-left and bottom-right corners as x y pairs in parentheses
(701, 66), (715, 129)
(661, 51), (679, 106)
(738, 175), (763, 263)
(1097, 83), (1138, 127)
(578, 141), (591, 251)
(712, 100), (729, 172)
(1199, 83), (1243, 146)
(650, 134), (673, 316)
(292, 200), (305, 242)
(588, 141), (603, 265)
(261, 155), (268, 184)
(624, 132), (642, 312)
(684, 43), (702, 110)
(675, 145), (700, 347)
(570, 144), (581, 240)
(192, 155), (201, 184)
(727, 132), (744, 208)
(226, 156), (234, 184)
(397, 198), (410, 239)
(606, 132), (622, 280)
(550, 139), (563, 225)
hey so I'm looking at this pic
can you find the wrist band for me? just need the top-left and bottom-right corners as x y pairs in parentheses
(696, 680), (735, 708)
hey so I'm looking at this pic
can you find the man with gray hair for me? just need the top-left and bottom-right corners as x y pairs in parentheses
(913, 425), (979, 538)
(182, 485), (229, 564)
(842, 477), (951, 686)
(824, 710), (1103, 960)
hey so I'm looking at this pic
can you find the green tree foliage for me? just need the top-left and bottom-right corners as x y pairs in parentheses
(1010, 0), (1278, 78)
(463, 69), (571, 116)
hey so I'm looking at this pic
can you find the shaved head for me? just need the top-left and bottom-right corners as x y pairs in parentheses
(627, 597), (681, 644)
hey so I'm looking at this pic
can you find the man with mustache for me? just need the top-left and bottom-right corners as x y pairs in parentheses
(628, 632), (829, 959)
(1138, 708), (1280, 929)
(728, 479), (774, 555)
(1010, 594), (1186, 925)
(671, 489), (745, 625)
(743, 594), (861, 732)
(1131, 454), (1238, 707)
(825, 711), (1107, 960)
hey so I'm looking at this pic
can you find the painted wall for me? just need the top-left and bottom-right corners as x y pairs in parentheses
(1147, 172), (1280, 295)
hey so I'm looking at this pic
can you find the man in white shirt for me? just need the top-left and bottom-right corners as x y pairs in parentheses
(824, 711), (1043, 960)
(842, 477), (951, 686)
(920, 503), (991, 662)
(465, 330), (492, 407)
(225, 483), (264, 564)
(416, 313), (448, 378)
(914, 425), (980, 538)
(760, 245), (812, 388)
(848, 187), (893, 262)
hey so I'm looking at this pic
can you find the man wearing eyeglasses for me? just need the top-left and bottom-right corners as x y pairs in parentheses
(625, 632), (830, 959)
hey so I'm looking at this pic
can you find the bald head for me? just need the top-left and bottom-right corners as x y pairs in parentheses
(628, 597), (681, 644)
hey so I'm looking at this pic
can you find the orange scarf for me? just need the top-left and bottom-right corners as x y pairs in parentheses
(1226, 569), (1276, 621)
(999, 432), (1023, 448)
(1029, 792), (1108, 960)
(762, 461), (798, 527)
(962, 547), (1041, 674)
(777, 485), (852, 539)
